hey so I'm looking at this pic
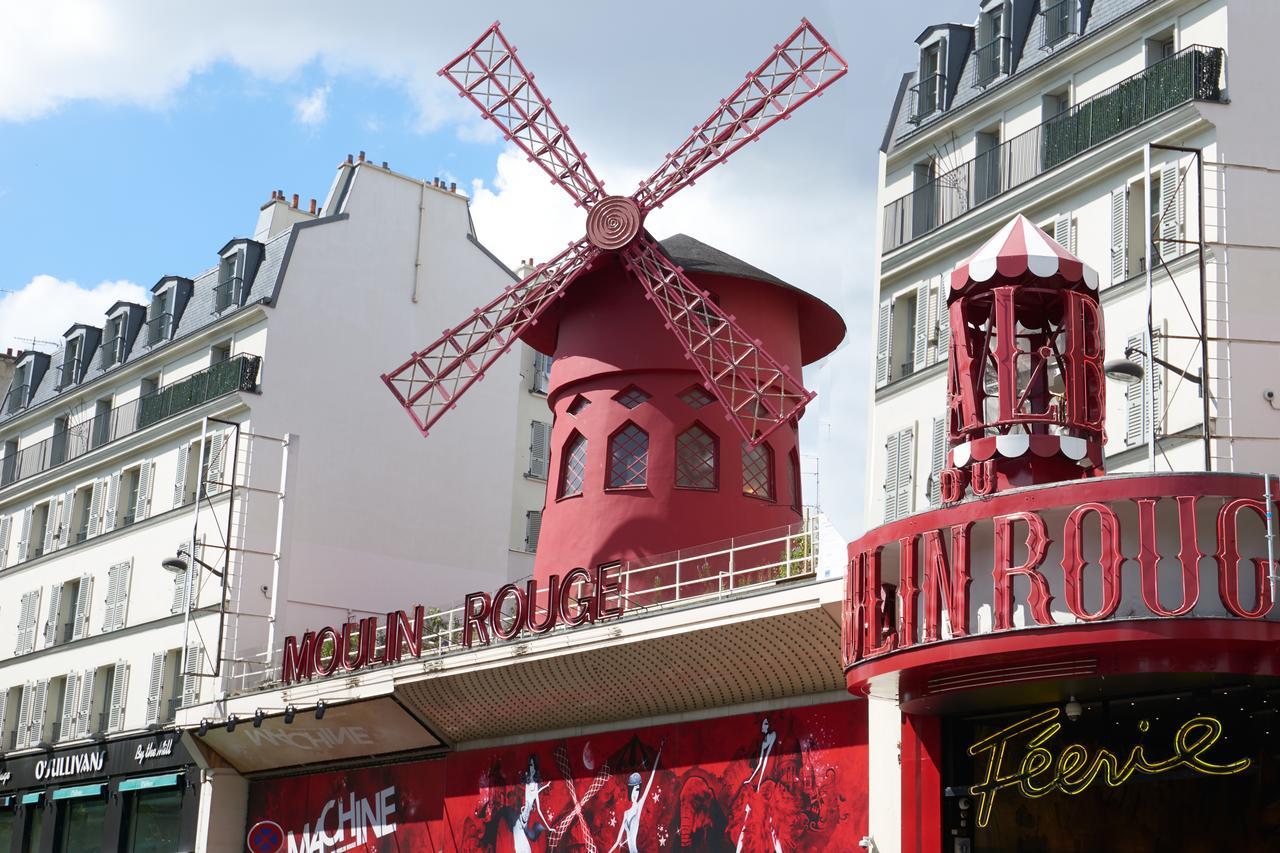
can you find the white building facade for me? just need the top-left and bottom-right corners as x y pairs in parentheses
(0, 159), (533, 850)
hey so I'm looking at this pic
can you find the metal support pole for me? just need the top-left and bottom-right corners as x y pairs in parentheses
(1144, 143), (1157, 472)
(181, 418), (210, 679)
(1265, 473), (1277, 608)
(263, 433), (291, 672)
(1196, 150), (1212, 470)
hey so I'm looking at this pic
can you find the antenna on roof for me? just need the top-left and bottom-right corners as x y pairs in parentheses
(9, 337), (59, 352)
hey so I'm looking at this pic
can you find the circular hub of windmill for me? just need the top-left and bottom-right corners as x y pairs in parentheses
(586, 195), (644, 251)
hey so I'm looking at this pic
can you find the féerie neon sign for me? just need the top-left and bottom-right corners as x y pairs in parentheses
(967, 707), (1252, 828)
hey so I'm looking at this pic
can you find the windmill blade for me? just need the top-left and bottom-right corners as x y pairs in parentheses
(632, 19), (847, 213)
(441, 22), (606, 209)
(622, 237), (813, 447)
(383, 239), (599, 435)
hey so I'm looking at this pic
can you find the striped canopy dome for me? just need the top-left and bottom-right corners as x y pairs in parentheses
(950, 214), (1099, 295)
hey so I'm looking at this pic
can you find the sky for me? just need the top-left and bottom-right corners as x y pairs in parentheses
(0, 0), (977, 538)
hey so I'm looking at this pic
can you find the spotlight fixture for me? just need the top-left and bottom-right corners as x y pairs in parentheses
(225, 714), (238, 733)
(253, 709), (266, 728)
(197, 719), (209, 737)
(315, 701), (327, 721)
(284, 705), (296, 725)
(1065, 696), (1083, 722)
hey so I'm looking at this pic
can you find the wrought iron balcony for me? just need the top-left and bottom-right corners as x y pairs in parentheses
(909, 73), (945, 124)
(1042, 0), (1077, 48)
(213, 276), (243, 313)
(145, 312), (172, 345)
(0, 355), (260, 494)
(883, 45), (1225, 252)
(973, 36), (1009, 87)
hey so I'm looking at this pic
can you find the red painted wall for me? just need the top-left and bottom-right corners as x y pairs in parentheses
(245, 700), (867, 852)
(531, 256), (820, 582)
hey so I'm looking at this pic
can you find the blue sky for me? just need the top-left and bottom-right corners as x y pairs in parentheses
(0, 1), (977, 533)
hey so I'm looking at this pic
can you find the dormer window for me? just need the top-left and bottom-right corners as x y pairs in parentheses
(147, 288), (173, 345)
(1042, 0), (1078, 48)
(911, 40), (946, 123)
(214, 250), (245, 313)
(975, 2), (1011, 86)
(59, 336), (82, 388)
(5, 362), (31, 415)
(100, 314), (126, 369)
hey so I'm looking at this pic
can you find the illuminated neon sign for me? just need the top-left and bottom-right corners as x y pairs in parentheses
(966, 707), (1252, 828)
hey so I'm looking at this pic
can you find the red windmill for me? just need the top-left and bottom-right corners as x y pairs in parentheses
(383, 21), (848, 577)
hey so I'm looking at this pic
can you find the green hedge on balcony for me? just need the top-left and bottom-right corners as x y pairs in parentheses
(137, 355), (260, 430)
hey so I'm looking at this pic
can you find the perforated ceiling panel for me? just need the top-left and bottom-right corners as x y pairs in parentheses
(395, 609), (842, 744)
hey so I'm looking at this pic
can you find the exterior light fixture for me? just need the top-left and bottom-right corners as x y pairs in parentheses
(315, 701), (326, 721)
(1103, 357), (1144, 382)
(1065, 695), (1083, 722)
(253, 709), (266, 728)
(225, 714), (238, 733)
(284, 705), (296, 724)
(197, 719), (209, 737)
(161, 547), (223, 578)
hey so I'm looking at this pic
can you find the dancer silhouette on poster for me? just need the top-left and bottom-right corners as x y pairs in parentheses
(608, 746), (662, 853)
(514, 756), (550, 853)
(743, 718), (777, 791)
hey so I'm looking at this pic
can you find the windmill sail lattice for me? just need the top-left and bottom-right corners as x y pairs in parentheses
(383, 19), (847, 446)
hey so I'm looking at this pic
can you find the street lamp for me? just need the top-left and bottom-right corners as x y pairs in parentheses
(161, 547), (223, 578)
(1103, 345), (1202, 385)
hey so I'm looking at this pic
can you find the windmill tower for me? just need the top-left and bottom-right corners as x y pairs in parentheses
(383, 21), (847, 580)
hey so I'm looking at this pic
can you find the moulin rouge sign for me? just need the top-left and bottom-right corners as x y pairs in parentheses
(282, 566), (623, 684)
(843, 478), (1277, 667)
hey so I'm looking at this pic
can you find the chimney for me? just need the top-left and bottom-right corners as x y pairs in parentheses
(358, 151), (366, 163)
(309, 198), (317, 215)
(346, 154), (354, 165)
(450, 181), (457, 192)
(291, 194), (299, 209)
(382, 161), (389, 169)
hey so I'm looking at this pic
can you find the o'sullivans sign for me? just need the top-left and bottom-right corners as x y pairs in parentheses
(282, 565), (624, 684)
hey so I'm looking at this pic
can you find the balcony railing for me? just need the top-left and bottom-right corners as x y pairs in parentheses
(3, 384), (29, 416)
(1043, 0), (1077, 48)
(213, 277), (243, 313)
(883, 44), (1225, 252)
(145, 312), (172, 346)
(973, 36), (1009, 87)
(99, 336), (125, 370)
(0, 355), (260, 490)
(909, 73), (944, 124)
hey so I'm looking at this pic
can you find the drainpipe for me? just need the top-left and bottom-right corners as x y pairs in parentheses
(411, 180), (426, 303)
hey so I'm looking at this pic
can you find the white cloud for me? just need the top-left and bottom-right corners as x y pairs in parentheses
(0, 275), (147, 354)
(294, 85), (329, 126)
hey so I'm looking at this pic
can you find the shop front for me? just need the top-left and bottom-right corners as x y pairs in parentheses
(0, 731), (202, 853)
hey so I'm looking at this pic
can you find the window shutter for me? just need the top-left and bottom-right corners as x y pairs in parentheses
(525, 510), (543, 552)
(171, 564), (189, 614)
(1124, 332), (1145, 445)
(1110, 186), (1128, 285)
(87, 479), (105, 538)
(103, 471), (121, 532)
(0, 514), (11, 570)
(1159, 162), (1181, 260)
(145, 653), (165, 726)
(42, 583), (62, 647)
(16, 507), (32, 562)
(173, 441), (190, 508)
(75, 669), (95, 738)
(1149, 331), (1163, 437)
(72, 574), (93, 641)
(1053, 213), (1072, 253)
(30, 679), (48, 745)
(895, 426), (916, 521)
(107, 661), (128, 732)
(42, 501), (58, 556)
(57, 489), (74, 548)
(913, 283), (931, 373)
(104, 560), (132, 632)
(531, 351), (551, 393)
(205, 431), (227, 496)
(136, 459), (154, 521)
(0, 686), (7, 746)
(929, 417), (947, 506)
(883, 430), (903, 522)
(182, 645), (200, 707)
(935, 276), (951, 362)
(59, 673), (80, 742)
(529, 421), (551, 479)
(16, 684), (34, 748)
(16, 589), (40, 655)
(875, 297), (893, 387)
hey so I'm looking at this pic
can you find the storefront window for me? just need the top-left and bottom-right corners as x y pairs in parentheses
(944, 687), (1278, 851)
(22, 808), (42, 853)
(124, 789), (183, 853)
(57, 797), (106, 852)
(0, 810), (15, 850)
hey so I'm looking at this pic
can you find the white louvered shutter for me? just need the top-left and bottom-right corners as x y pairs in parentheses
(135, 459), (154, 521)
(43, 583), (62, 647)
(87, 479), (105, 538)
(935, 275), (951, 363)
(15, 684), (33, 748)
(107, 661), (128, 732)
(171, 564), (189, 614)
(895, 426), (916, 521)
(103, 560), (132, 632)
(0, 686), (7, 746)
(884, 430), (903, 522)
(59, 673), (80, 742)
(525, 510), (542, 552)
(145, 653), (164, 725)
(1159, 162), (1181, 261)
(1110, 186), (1128, 285)
(1149, 331), (1164, 438)
(1053, 212), (1072, 254)
(57, 489), (74, 548)
(529, 422), (551, 479)
(42, 501), (58, 556)
(103, 471), (121, 532)
(30, 680), (48, 745)
(0, 514), (10, 570)
(173, 441), (190, 508)
(875, 297), (893, 387)
(15, 507), (32, 563)
(182, 645), (201, 707)
(929, 417), (947, 506)
(75, 669), (95, 737)
(913, 283), (931, 373)
(205, 431), (227, 496)
(16, 589), (40, 655)
(71, 574), (93, 641)
(1124, 332), (1145, 445)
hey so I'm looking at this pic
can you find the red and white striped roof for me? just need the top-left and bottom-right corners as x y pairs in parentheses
(950, 214), (1099, 295)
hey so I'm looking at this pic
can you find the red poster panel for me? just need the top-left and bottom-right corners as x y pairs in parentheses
(246, 700), (867, 852)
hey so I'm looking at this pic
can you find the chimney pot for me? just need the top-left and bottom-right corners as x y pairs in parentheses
(346, 154), (354, 165)
(450, 182), (457, 192)
(381, 161), (388, 169)
(358, 151), (366, 162)
(291, 193), (299, 209)
(309, 198), (317, 215)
